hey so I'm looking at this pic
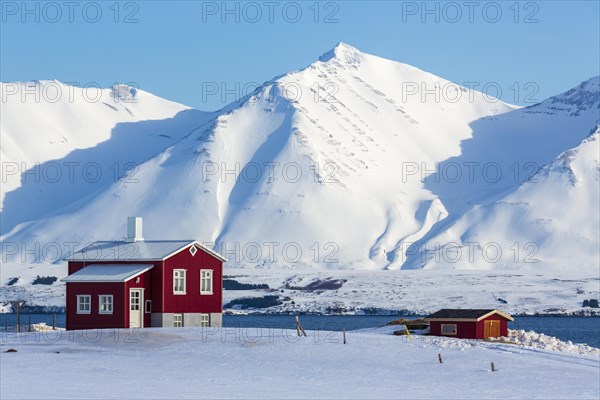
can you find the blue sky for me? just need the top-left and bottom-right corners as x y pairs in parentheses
(1, 1), (599, 110)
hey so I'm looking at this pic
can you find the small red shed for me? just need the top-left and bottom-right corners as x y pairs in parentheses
(426, 309), (513, 339)
(62, 217), (226, 330)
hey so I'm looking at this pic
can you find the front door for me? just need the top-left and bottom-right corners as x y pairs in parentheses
(483, 320), (500, 338)
(129, 289), (143, 328)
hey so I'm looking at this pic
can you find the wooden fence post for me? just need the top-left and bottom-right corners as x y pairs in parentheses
(28, 315), (31, 332)
(491, 362), (496, 372)
(295, 315), (301, 337)
(343, 329), (346, 344)
(438, 353), (443, 363)
(16, 304), (20, 333)
(295, 315), (307, 337)
(52, 313), (56, 330)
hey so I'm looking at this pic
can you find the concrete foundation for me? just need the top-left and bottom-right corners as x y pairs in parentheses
(151, 312), (222, 328)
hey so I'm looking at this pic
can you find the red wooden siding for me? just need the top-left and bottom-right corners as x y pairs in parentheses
(476, 314), (509, 338)
(65, 282), (126, 330)
(162, 245), (223, 314)
(65, 243), (222, 330)
(430, 315), (509, 339)
(65, 265), (153, 330)
(430, 321), (477, 339)
(125, 269), (153, 328)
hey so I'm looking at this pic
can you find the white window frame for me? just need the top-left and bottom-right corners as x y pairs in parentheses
(129, 289), (142, 311)
(98, 295), (113, 314)
(441, 324), (457, 335)
(76, 295), (91, 314)
(173, 269), (187, 295)
(200, 313), (210, 328)
(145, 300), (152, 314)
(200, 269), (213, 295)
(174, 314), (183, 328)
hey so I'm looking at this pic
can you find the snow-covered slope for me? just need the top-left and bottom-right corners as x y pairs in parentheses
(0, 81), (215, 235)
(1, 44), (598, 272)
(416, 128), (600, 270)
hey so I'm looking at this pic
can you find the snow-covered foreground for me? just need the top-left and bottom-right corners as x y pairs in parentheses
(1, 326), (598, 399)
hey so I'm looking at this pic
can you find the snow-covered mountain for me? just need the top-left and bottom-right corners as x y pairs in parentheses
(0, 81), (216, 237)
(1, 44), (598, 272)
(413, 128), (600, 270)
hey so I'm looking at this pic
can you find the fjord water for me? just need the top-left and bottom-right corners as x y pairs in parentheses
(2, 314), (598, 348)
(223, 315), (600, 348)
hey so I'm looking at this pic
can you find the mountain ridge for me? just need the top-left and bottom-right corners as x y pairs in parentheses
(1, 45), (598, 272)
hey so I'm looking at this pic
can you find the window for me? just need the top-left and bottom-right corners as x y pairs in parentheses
(77, 295), (91, 314)
(200, 313), (210, 328)
(174, 314), (183, 328)
(200, 270), (213, 294)
(130, 290), (141, 311)
(189, 246), (197, 256)
(173, 269), (186, 294)
(145, 300), (152, 314)
(99, 295), (113, 314)
(441, 324), (457, 335)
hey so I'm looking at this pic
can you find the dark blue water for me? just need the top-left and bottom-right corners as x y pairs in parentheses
(0, 313), (65, 330)
(224, 314), (397, 332)
(2, 314), (598, 348)
(509, 316), (600, 348)
(221, 315), (600, 348)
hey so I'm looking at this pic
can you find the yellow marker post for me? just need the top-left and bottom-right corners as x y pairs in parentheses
(404, 325), (412, 340)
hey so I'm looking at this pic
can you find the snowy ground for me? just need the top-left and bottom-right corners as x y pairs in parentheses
(0, 325), (598, 399)
(1, 263), (599, 315)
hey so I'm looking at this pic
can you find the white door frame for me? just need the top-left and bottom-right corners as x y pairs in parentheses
(129, 288), (144, 328)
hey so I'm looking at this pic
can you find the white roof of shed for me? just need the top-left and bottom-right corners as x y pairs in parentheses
(65, 240), (226, 262)
(61, 264), (153, 283)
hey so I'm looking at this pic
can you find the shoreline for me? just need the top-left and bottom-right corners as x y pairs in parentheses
(1, 307), (599, 317)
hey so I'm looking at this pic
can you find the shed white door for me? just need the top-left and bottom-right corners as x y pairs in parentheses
(129, 289), (143, 328)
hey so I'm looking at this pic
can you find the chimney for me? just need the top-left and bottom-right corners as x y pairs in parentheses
(126, 217), (144, 242)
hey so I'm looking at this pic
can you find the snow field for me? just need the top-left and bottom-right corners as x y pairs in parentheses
(0, 326), (598, 399)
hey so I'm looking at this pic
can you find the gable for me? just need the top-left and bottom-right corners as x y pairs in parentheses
(163, 241), (227, 262)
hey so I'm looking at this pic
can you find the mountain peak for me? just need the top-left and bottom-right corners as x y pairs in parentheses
(530, 75), (600, 116)
(319, 42), (362, 64)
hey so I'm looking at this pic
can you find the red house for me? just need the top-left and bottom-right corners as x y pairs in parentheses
(426, 309), (513, 339)
(62, 217), (226, 330)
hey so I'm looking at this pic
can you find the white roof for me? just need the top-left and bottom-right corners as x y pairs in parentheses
(65, 240), (226, 262)
(61, 264), (153, 283)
